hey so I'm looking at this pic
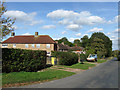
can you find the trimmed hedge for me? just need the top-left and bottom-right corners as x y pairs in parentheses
(51, 51), (78, 66)
(2, 48), (47, 73)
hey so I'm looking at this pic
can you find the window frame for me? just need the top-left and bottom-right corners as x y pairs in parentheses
(13, 44), (16, 48)
(36, 44), (40, 48)
(46, 44), (50, 48)
(2, 44), (8, 48)
(25, 44), (29, 48)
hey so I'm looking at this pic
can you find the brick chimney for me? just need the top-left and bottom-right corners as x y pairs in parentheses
(75, 44), (77, 47)
(11, 32), (15, 37)
(61, 42), (64, 45)
(35, 32), (38, 37)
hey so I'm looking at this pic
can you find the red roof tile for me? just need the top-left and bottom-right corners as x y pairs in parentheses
(2, 35), (56, 44)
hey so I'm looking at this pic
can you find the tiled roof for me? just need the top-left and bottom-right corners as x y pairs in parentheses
(70, 46), (83, 51)
(57, 43), (70, 50)
(2, 35), (56, 44)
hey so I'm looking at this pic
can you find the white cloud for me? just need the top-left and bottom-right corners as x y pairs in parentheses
(113, 29), (120, 33)
(107, 32), (111, 35)
(66, 24), (82, 31)
(68, 38), (80, 42)
(41, 25), (56, 29)
(12, 25), (18, 30)
(111, 36), (116, 38)
(47, 9), (106, 32)
(75, 33), (82, 36)
(22, 32), (32, 35)
(87, 27), (103, 33)
(61, 31), (67, 34)
(4, 10), (43, 26)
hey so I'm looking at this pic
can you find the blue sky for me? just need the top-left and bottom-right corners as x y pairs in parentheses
(3, 2), (119, 50)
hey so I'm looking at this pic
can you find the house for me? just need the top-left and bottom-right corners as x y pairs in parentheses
(1, 32), (57, 56)
(70, 45), (85, 54)
(56, 42), (70, 52)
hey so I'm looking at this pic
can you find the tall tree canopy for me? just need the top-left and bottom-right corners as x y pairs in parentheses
(56, 37), (74, 47)
(74, 39), (81, 46)
(90, 32), (112, 57)
(81, 35), (90, 48)
(0, 2), (16, 39)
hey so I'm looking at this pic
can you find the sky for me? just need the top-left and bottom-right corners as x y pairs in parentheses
(2, 2), (119, 50)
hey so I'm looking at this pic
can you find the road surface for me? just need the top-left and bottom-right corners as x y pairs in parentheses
(18, 58), (119, 88)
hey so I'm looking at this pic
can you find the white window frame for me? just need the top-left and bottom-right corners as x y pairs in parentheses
(46, 44), (50, 48)
(13, 44), (16, 48)
(36, 44), (40, 48)
(31, 44), (34, 48)
(2, 44), (8, 48)
(25, 44), (28, 48)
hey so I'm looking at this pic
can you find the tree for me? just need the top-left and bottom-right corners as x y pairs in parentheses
(81, 35), (90, 48)
(0, 2), (16, 39)
(74, 39), (81, 46)
(90, 37), (107, 58)
(90, 32), (112, 57)
(56, 37), (74, 47)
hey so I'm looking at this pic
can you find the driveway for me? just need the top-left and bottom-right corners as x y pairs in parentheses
(18, 58), (119, 88)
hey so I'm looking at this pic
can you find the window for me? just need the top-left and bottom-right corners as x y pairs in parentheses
(36, 44), (40, 48)
(46, 44), (50, 48)
(32, 44), (34, 48)
(2, 44), (8, 47)
(25, 44), (28, 48)
(13, 44), (16, 48)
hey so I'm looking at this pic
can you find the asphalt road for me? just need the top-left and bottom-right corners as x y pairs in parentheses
(18, 58), (119, 88)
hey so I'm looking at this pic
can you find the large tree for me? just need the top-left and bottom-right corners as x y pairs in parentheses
(74, 39), (81, 46)
(81, 35), (90, 48)
(56, 37), (74, 47)
(90, 32), (112, 57)
(0, 2), (16, 39)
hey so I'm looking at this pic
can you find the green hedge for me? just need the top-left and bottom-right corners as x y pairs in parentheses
(2, 48), (47, 73)
(51, 51), (78, 66)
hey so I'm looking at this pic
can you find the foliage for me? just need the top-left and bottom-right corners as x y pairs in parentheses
(55, 37), (74, 47)
(2, 48), (47, 73)
(81, 35), (90, 48)
(0, 2), (16, 38)
(112, 50), (119, 57)
(80, 53), (87, 60)
(90, 32), (112, 57)
(74, 39), (81, 46)
(2, 69), (75, 86)
(97, 59), (107, 63)
(51, 51), (78, 66)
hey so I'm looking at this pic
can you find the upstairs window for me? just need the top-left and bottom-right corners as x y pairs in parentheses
(32, 44), (34, 48)
(13, 44), (16, 48)
(46, 44), (50, 48)
(2, 44), (8, 47)
(25, 44), (28, 48)
(36, 44), (40, 48)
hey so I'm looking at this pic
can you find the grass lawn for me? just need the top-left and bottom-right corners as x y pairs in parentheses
(97, 59), (107, 63)
(58, 62), (96, 70)
(2, 69), (75, 87)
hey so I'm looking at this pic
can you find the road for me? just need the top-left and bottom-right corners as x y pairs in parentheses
(18, 58), (119, 88)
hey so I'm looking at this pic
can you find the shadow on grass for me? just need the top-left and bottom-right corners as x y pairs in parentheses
(44, 64), (53, 69)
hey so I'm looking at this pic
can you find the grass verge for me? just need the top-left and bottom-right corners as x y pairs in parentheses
(2, 69), (75, 87)
(97, 59), (107, 63)
(58, 62), (96, 70)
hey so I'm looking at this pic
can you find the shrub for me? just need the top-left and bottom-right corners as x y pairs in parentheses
(2, 48), (47, 73)
(80, 53), (87, 61)
(51, 51), (78, 66)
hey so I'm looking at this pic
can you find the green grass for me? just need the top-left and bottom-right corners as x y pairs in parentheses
(2, 69), (75, 86)
(58, 63), (96, 70)
(97, 59), (107, 63)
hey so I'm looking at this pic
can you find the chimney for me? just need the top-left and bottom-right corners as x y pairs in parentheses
(55, 41), (58, 44)
(35, 32), (38, 37)
(75, 44), (77, 47)
(61, 42), (64, 45)
(11, 32), (15, 37)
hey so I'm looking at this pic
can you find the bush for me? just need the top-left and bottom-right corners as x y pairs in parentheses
(2, 48), (47, 73)
(80, 53), (87, 61)
(51, 51), (78, 66)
